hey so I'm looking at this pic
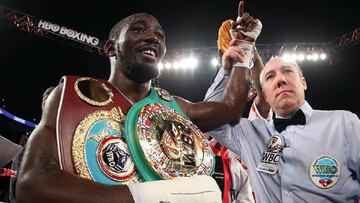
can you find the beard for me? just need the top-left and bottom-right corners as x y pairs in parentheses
(120, 55), (160, 84)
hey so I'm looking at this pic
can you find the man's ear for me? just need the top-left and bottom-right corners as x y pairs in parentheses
(104, 40), (116, 57)
(302, 77), (307, 91)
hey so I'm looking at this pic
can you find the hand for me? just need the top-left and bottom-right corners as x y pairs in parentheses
(222, 38), (245, 70)
(229, 1), (262, 69)
(230, 1), (262, 43)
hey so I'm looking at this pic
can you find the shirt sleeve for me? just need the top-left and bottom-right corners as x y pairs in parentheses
(345, 112), (360, 182)
(207, 121), (245, 156)
(204, 68), (230, 102)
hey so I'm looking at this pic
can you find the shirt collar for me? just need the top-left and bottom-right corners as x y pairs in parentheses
(300, 100), (313, 123)
(270, 100), (313, 125)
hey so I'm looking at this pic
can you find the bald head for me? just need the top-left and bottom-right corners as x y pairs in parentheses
(109, 13), (159, 41)
(260, 57), (303, 89)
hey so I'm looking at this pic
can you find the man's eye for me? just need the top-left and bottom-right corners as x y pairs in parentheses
(132, 26), (145, 33)
(266, 75), (273, 81)
(155, 32), (165, 40)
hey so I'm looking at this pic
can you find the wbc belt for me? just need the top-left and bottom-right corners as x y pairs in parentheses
(125, 88), (215, 181)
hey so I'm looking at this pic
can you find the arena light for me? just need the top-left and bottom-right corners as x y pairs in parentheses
(188, 57), (198, 69)
(306, 54), (312, 61)
(157, 62), (164, 70)
(320, 53), (327, 60)
(172, 61), (180, 69)
(211, 57), (219, 67)
(178, 57), (198, 69)
(311, 53), (319, 61)
(158, 47), (330, 73)
(281, 52), (291, 61)
(298, 53), (305, 61)
(290, 53), (298, 61)
(165, 62), (171, 69)
(180, 58), (189, 69)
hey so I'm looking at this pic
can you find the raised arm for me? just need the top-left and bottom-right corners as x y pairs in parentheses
(176, 1), (261, 132)
(176, 59), (249, 132)
(16, 84), (133, 203)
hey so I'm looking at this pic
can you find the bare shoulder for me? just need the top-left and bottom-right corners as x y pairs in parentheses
(40, 83), (63, 127)
(19, 83), (64, 174)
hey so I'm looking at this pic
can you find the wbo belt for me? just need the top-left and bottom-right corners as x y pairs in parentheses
(59, 76), (141, 185)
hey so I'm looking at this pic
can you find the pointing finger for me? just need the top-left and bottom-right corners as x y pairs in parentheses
(238, 1), (244, 17)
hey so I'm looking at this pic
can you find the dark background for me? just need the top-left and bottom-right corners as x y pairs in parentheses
(0, 0), (359, 143)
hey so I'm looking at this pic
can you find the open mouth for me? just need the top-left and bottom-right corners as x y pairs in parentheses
(139, 47), (159, 61)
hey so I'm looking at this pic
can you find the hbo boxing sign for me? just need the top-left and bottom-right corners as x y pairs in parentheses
(37, 19), (99, 46)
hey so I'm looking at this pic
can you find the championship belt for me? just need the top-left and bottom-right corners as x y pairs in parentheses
(57, 76), (141, 185)
(125, 88), (215, 181)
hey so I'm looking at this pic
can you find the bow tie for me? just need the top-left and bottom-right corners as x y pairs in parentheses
(273, 109), (306, 133)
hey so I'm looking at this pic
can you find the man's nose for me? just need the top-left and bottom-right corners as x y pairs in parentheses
(144, 31), (160, 43)
(276, 74), (287, 88)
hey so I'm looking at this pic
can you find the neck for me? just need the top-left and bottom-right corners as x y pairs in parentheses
(273, 100), (305, 118)
(275, 108), (298, 118)
(274, 101), (304, 118)
(108, 70), (152, 104)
